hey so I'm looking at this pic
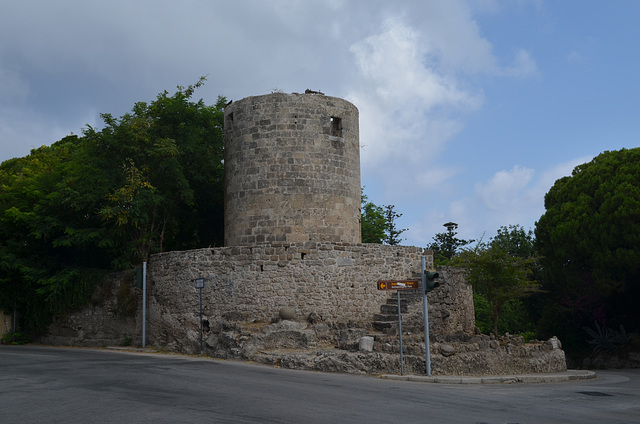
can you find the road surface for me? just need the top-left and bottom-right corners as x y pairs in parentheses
(1, 345), (638, 423)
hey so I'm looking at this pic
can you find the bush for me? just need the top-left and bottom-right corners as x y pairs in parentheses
(473, 292), (536, 336)
(1, 331), (31, 345)
(584, 322), (630, 357)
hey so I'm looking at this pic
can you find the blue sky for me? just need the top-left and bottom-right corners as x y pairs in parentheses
(1, 1), (638, 247)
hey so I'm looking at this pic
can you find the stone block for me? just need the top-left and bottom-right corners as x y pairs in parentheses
(359, 336), (374, 352)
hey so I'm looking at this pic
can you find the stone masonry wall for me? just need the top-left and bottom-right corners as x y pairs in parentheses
(401, 267), (475, 336)
(224, 93), (361, 246)
(146, 243), (474, 353)
(41, 271), (143, 347)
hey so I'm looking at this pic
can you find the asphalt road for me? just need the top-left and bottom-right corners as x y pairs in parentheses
(1, 345), (639, 424)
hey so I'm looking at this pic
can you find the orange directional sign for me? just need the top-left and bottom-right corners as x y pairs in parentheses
(377, 280), (420, 290)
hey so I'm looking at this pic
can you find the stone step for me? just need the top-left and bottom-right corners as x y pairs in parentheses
(373, 313), (398, 322)
(380, 304), (407, 314)
(384, 299), (413, 308)
(385, 293), (422, 303)
(372, 321), (394, 331)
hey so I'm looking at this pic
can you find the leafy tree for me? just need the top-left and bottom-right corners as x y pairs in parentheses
(491, 225), (535, 258)
(0, 79), (226, 333)
(473, 293), (535, 337)
(0, 138), (114, 332)
(488, 224), (542, 336)
(84, 77), (226, 263)
(360, 190), (407, 245)
(360, 190), (386, 243)
(427, 222), (474, 265)
(454, 243), (541, 336)
(383, 204), (407, 245)
(535, 148), (640, 348)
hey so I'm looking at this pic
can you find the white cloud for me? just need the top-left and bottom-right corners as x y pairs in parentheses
(534, 155), (593, 195)
(347, 16), (484, 199)
(475, 165), (535, 210)
(343, 3), (543, 245)
(412, 156), (595, 243)
(405, 154), (596, 247)
(413, 1), (497, 74)
(349, 17), (474, 108)
(502, 49), (538, 78)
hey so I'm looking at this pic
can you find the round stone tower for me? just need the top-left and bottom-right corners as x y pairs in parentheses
(223, 92), (360, 246)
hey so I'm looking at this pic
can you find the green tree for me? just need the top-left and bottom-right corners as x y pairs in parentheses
(535, 148), (640, 348)
(360, 190), (407, 245)
(85, 77), (226, 263)
(487, 224), (541, 336)
(473, 293), (534, 337)
(0, 79), (226, 333)
(360, 190), (386, 243)
(454, 243), (541, 336)
(427, 222), (474, 265)
(491, 225), (535, 258)
(383, 204), (407, 245)
(0, 138), (114, 332)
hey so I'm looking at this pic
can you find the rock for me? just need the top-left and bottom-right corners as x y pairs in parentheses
(279, 307), (296, 320)
(440, 344), (456, 357)
(359, 336), (374, 352)
(549, 336), (562, 350)
(339, 328), (369, 350)
(307, 312), (321, 324)
(210, 321), (223, 334)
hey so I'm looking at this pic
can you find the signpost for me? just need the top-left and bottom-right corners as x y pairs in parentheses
(421, 257), (431, 376)
(376, 280), (420, 290)
(376, 256), (438, 377)
(377, 279), (420, 376)
(195, 278), (205, 354)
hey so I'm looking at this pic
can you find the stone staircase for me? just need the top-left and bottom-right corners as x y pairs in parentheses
(373, 289), (424, 332)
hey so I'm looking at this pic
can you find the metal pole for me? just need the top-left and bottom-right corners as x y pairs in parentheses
(199, 287), (203, 354)
(397, 289), (404, 376)
(142, 261), (147, 348)
(422, 256), (432, 376)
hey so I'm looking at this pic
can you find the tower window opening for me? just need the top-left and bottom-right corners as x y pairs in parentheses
(330, 117), (342, 137)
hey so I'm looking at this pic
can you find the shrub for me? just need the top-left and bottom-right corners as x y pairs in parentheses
(1, 331), (31, 345)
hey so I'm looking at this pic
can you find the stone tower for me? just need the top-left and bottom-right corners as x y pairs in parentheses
(223, 92), (360, 246)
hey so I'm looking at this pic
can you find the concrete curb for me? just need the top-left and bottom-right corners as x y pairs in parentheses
(106, 346), (159, 353)
(380, 369), (596, 384)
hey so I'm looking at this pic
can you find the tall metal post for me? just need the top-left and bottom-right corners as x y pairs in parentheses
(12, 300), (17, 333)
(142, 261), (147, 348)
(199, 286), (203, 354)
(422, 256), (432, 376)
(397, 290), (404, 376)
(195, 278), (205, 354)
